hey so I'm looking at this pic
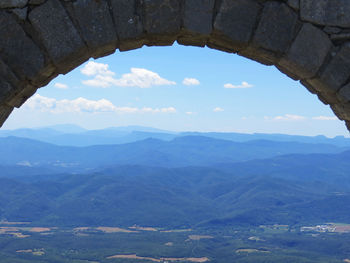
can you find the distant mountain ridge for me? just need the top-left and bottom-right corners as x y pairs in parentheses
(1, 125), (350, 147)
(0, 135), (348, 173)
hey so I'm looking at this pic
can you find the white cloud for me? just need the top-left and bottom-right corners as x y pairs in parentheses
(82, 75), (113, 88)
(140, 107), (177, 113)
(186, 111), (195, 115)
(312, 116), (338, 121)
(264, 114), (339, 122)
(54, 83), (69, 89)
(224, 81), (253, 89)
(81, 62), (176, 88)
(161, 107), (177, 113)
(213, 107), (224, 112)
(80, 61), (114, 77)
(183, 78), (200, 86)
(25, 94), (116, 113)
(24, 94), (176, 114)
(265, 114), (306, 121)
(112, 68), (176, 88)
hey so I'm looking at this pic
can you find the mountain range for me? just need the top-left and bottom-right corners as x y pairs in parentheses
(0, 125), (350, 228)
(1, 124), (349, 147)
(0, 135), (348, 174)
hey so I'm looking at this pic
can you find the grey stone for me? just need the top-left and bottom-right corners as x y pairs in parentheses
(0, 58), (24, 107)
(0, 58), (20, 88)
(302, 79), (339, 104)
(278, 23), (332, 79)
(323, 26), (342, 34)
(210, 0), (261, 52)
(0, 11), (45, 81)
(0, 104), (13, 127)
(7, 85), (37, 108)
(331, 102), (350, 120)
(300, 80), (317, 94)
(254, 2), (298, 53)
(300, 0), (350, 27)
(110, 0), (144, 51)
(0, 0), (27, 8)
(287, 0), (299, 10)
(331, 33), (350, 42)
(275, 64), (300, 80)
(70, 0), (118, 58)
(142, 0), (181, 34)
(0, 79), (15, 103)
(29, 0), (88, 73)
(141, 0), (182, 45)
(241, 2), (299, 64)
(12, 7), (27, 20)
(29, 0), (46, 4)
(178, 0), (215, 46)
(239, 47), (274, 66)
(312, 43), (350, 94)
(183, 0), (214, 35)
(337, 83), (350, 103)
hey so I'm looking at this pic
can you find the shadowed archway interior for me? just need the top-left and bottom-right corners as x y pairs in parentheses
(1, 0), (350, 131)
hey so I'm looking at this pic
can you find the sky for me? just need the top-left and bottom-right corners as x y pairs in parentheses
(2, 43), (349, 138)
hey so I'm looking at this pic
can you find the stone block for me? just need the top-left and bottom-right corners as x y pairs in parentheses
(337, 83), (350, 103)
(0, 58), (20, 88)
(240, 2), (299, 65)
(0, 104), (13, 127)
(304, 79), (340, 105)
(278, 23), (332, 79)
(254, 2), (298, 55)
(141, 0), (182, 45)
(141, 0), (181, 35)
(0, 0), (27, 8)
(178, 0), (215, 46)
(110, 0), (144, 51)
(0, 79), (15, 103)
(300, 80), (319, 96)
(238, 47), (275, 66)
(300, 0), (350, 27)
(276, 64), (300, 80)
(309, 43), (350, 95)
(0, 58), (25, 108)
(7, 85), (37, 108)
(29, 0), (88, 74)
(29, 0), (46, 4)
(70, 0), (118, 58)
(12, 7), (27, 20)
(287, 0), (299, 10)
(0, 11), (45, 81)
(330, 102), (350, 120)
(330, 33), (350, 42)
(210, 0), (261, 52)
(323, 26), (342, 34)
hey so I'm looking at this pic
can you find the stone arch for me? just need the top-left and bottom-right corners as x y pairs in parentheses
(0, 0), (350, 131)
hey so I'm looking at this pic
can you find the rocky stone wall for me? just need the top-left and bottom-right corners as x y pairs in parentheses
(1, 0), (350, 131)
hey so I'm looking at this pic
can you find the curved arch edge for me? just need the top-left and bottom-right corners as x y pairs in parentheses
(0, 0), (349, 132)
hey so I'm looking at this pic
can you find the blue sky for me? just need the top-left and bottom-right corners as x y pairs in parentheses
(2, 43), (349, 137)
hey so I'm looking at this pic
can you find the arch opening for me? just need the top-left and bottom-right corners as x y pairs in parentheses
(5, 43), (347, 138)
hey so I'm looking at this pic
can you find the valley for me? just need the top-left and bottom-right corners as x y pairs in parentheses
(0, 221), (349, 263)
